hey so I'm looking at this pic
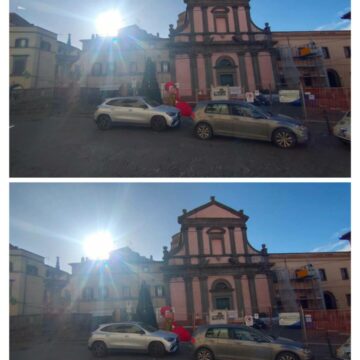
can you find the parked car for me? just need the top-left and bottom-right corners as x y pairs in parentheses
(252, 318), (268, 330)
(333, 111), (351, 144)
(191, 324), (313, 360)
(94, 97), (181, 131)
(336, 337), (351, 360)
(88, 322), (179, 358)
(192, 100), (309, 149)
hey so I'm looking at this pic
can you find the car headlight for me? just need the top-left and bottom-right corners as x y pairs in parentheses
(165, 337), (175, 342)
(295, 125), (307, 131)
(166, 112), (176, 116)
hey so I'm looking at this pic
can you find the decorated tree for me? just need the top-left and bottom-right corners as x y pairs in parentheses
(136, 281), (158, 328)
(139, 58), (162, 104)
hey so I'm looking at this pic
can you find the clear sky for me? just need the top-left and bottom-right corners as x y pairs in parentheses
(9, 0), (351, 47)
(10, 183), (350, 272)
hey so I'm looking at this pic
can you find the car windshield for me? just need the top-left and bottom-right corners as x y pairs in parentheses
(138, 323), (157, 333)
(144, 98), (160, 107)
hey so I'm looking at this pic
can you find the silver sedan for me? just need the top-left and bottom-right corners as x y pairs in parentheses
(94, 96), (181, 131)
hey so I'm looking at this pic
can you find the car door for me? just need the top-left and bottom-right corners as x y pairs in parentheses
(123, 99), (149, 125)
(230, 104), (270, 140)
(203, 103), (233, 136)
(101, 324), (129, 349)
(106, 99), (128, 123)
(122, 324), (149, 351)
(230, 328), (272, 360)
(204, 327), (235, 359)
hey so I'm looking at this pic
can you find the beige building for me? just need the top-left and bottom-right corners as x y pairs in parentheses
(66, 247), (167, 323)
(273, 30), (351, 89)
(270, 252), (350, 311)
(10, 244), (70, 316)
(10, 13), (58, 89)
(76, 25), (171, 99)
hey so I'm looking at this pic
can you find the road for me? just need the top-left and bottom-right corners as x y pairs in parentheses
(10, 113), (350, 178)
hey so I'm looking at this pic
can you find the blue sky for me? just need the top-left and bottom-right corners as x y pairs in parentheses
(9, 0), (351, 47)
(10, 183), (350, 272)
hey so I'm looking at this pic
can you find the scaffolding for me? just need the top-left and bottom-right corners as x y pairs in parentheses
(277, 42), (329, 89)
(274, 265), (325, 312)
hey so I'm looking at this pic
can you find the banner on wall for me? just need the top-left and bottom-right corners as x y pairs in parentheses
(279, 312), (301, 327)
(209, 310), (228, 325)
(279, 90), (301, 103)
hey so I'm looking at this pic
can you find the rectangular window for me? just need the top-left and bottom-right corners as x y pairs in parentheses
(26, 265), (38, 276)
(346, 294), (351, 306)
(15, 38), (28, 48)
(40, 41), (51, 51)
(122, 286), (131, 297)
(160, 61), (170, 73)
(99, 287), (109, 299)
(82, 287), (94, 301)
(10, 262), (13, 272)
(205, 103), (230, 115)
(155, 285), (164, 297)
(344, 46), (351, 58)
(341, 268), (349, 280)
(206, 327), (229, 339)
(319, 268), (327, 281)
(12, 56), (27, 76)
(215, 16), (227, 33)
(322, 47), (330, 59)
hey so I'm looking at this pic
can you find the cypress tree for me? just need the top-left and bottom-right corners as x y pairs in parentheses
(139, 58), (162, 104)
(136, 281), (158, 328)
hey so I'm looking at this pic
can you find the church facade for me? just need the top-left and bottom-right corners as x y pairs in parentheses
(168, 0), (277, 100)
(162, 197), (275, 322)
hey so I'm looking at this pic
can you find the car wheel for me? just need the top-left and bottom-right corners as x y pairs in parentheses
(195, 123), (213, 140)
(276, 351), (300, 360)
(148, 341), (166, 357)
(91, 341), (108, 358)
(151, 116), (167, 131)
(196, 348), (214, 360)
(96, 115), (112, 130)
(273, 128), (297, 149)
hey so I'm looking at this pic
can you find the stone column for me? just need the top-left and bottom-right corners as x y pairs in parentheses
(229, 227), (236, 255)
(182, 226), (190, 265)
(234, 275), (245, 317)
(196, 227), (204, 255)
(189, 53), (199, 99)
(164, 275), (172, 306)
(248, 274), (259, 314)
(237, 52), (249, 92)
(184, 276), (194, 321)
(232, 6), (240, 33)
(251, 51), (262, 90)
(204, 53), (213, 91)
(241, 226), (251, 264)
(199, 276), (209, 317)
(201, 6), (209, 40)
(266, 272), (277, 312)
(188, 6), (195, 41)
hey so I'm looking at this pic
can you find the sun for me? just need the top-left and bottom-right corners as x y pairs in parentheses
(83, 231), (115, 260)
(95, 10), (123, 37)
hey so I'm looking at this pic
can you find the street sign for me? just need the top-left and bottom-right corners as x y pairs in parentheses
(245, 92), (255, 103)
(244, 315), (254, 326)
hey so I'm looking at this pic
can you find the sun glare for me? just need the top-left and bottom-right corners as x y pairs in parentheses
(95, 10), (123, 37)
(83, 231), (115, 260)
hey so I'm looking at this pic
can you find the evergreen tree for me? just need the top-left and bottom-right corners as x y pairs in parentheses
(139, 58), (162, 104)
(136, 281), (158, 328)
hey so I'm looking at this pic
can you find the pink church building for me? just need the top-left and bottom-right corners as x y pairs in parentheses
(169, 0), (277, 100)
(162, 197), (275, 322)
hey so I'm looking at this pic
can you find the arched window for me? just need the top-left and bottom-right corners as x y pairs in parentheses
(211, 279), (234, 310)
(323, 291), (337, 309)
(327, 69), (342, 88)
(215, 57), (237, 87)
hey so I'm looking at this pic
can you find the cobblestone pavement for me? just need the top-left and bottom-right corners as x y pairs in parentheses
(10, 113), (350, 178)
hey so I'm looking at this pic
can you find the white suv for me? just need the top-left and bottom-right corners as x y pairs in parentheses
(94, 97), (181, 131)
(88, 322), (179, 358)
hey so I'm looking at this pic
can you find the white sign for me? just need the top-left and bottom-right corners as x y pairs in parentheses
(244, 315), (254, 327)
(254, 313), (259, 320)
(279, 312), (301, 327)
(209, 310), (228, 325)
(229, 87), (242, 96)
(279, 90), (301, 103)
(255, 90), (260, 96)
(309, 95), (315, 101)
(228, 310), (238, 320)
(211, 86), (230, 101)
(245, 92), (255, 103)
(305, 314), (312, 323)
